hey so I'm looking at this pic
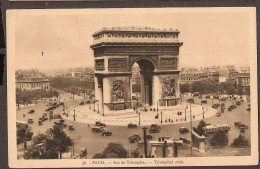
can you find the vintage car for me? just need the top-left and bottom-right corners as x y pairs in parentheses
(247, 107), (251, 111)
(149, 124), (161, 133)
(27, 119), (33, 124)
(95, 121), (106, 127)
(68, 124), (75, 131)
(128, 134), (141, 143)
(38, 119), (42, 125)
(127, 123), (137, 128)
(54, 114), (62, 119)
(234, 122), (242, 127)
(80, 148), (87, 158)
(187, 99), (194, 104)
(228, 107), (232, 111)
(212, 104), (219, 109)
(28, 109), (35, 114)
(79, 101), (84, 105)
(193, 92), (200, 97)
(221, 107), (225, 113)
(54, 119), (67, 127)
(236, 101), (241, 106)
(213, 95), (219, 99)
(239, 124), (249, 129)
(91, 126), (106, 133)
(179, 137), (190, 144)
(101, 131), (113, 136)
(179, 127), (189, 134)
(205, 95), (211, 99)
(221, 103), (225, 108)
(216, 112), (221, 117)
(201, 100), (207, 104)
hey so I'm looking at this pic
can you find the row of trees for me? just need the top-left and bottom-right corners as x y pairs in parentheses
(22, 125), (73, 159)
(49, 77), (94, 96)
(180, 79), (250, 96)
(16, 89), (59, 108)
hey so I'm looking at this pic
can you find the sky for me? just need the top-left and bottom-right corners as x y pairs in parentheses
(13, 8), (254, 71)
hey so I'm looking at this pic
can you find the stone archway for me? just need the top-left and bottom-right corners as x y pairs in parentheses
(90, 27), (183, 113)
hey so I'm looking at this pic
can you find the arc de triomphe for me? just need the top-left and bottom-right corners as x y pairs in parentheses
(90, 27), (183, 114)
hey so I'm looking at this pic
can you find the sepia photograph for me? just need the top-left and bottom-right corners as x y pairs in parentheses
(7, 8), (258, 168)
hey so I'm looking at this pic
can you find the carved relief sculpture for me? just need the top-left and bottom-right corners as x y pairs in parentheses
(162, 78), (175, 98)
(95, 59), (104, 70)
(112, 80), (125, 102)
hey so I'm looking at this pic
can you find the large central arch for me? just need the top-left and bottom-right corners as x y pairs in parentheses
(90, 27), (183, 114)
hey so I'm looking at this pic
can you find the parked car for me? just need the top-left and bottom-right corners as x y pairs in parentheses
(38, 120), (42, 125)
(28, 119), (33, 124)
(91, 126), (106, 133)
(213, 95), (219, 99)
(221, 107), (225, 113)
(205, 95), (211, 99)
(230, 105), (237, 109)
(212, 104), (219, 109)
(221, 103), (225, 108)
(201, 100), (207, 104)
(101, 131), (113, 136)
(228, 107), (232, 111)
(236, 101), (241, 105)
(179, 137), (190, 144)
(149, 124), (161, 133)
(234, 122), (242, 127)
(127, 123), (137, 128)
(54, 114), (62, 119)
(80, 148), (87, 158)
(128, 134), (141, 143)
(28, 109), (35, 114)
(193, 92), (200, 97)
(54, 119), (67, 127)
(79, 101), (84, 105)
(179, 127), (189, 134)
(95, 121), (106, 127)
(187, 99), (194, 104)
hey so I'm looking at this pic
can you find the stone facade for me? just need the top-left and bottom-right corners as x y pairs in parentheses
(16, 77), (50, 90)
(90, 27), (183, 112)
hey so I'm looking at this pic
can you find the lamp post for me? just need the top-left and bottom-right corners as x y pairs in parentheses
(202, 106), (205, 119)
(185, 108), (187, 121)
(142, 127), (148, 158)
(93, 100), (95, 112)
(138, 111), (140, 125)
(160, 111), (163, 124)
(157, 101), (159, 112)
(212, 98), (214, 106)
(73, 109), (75, 121)
(97, 103), (99, 114)
(189, 102), (193, 156)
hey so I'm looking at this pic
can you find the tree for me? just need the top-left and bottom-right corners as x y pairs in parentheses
(23, 125), (72, 159)
(210, 130), (229, 147)
(196, 120), (207, 136)
(17, 126), (33, 149)
(23, 133), (58, 159)
(92, 142), (127, 159)
(231, 134), (250, 147)
(180, 83), (191, 94)
(46, 125), (73, 159)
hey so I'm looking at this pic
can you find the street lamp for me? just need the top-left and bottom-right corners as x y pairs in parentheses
(202, 106), (205, 119)
(138, 111), (141, 125)
(160, 111), (163, 123)
(142, 127), (148, 158)
(212, 98), (214, 106)
(73, 109), (76, 121)
(189, 101), (193, 156)
(157, 101), (159, 112)
(93, 100), (96, 112)
(97, 103), (99, 114)
(185, 108), (187, 121)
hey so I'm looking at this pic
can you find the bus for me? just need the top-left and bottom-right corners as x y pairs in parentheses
(203, 124), (230, 133)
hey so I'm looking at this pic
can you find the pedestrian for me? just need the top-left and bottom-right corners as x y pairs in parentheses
(168, 118), (170, 122)
(23, 114), (25, 118)
(171, 119), (173, 123)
